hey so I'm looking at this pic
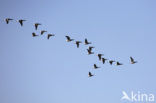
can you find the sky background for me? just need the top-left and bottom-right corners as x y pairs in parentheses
(0, 0), (156, 103)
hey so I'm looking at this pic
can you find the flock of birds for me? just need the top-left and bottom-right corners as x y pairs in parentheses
(4, 18), (138, 77)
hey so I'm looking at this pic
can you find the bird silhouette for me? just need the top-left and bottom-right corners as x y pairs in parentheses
(47, 34), (55, 39)
(34, 23), (41, 30)
(102, 58), (107, 64)
(5, 18), (13, 24)
(85, 38), (91, 45)
(109, 60), (115, 65)
(18, 19), (26, 26)
(130, 57), (137, 64)
(94, 64), (100, 69)
(75, 41), (82, 48)
(65, 36), (74, 42)
(32, 32), (38, 37)
(116, 62), (123, 66)
(87, 49), (94, 55)
(88, 46), (95, 51)
(97, 54), (104, 61)
(41, 30), (47, 35)
(88, 72), (94, 77)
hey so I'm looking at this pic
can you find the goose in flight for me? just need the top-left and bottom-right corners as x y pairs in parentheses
(102, 58), (107, 64)
(5, 18), (13, 24)
(97, 54), (104, 61)
(18, 19), (26, 26)
(75, 41), (82, 48)
(116, 62), (123, 66)
(65, 36), (74, 42)
(109, 60), (115, 65)
(47, 34), (55, 39)
(34, 23), (41, 30)
(94, 64), (100, 69)
(87, 49), (94, 55)
(88, 46), (95, 51)
(32, 32), (38, 37)
(41, 30), (47, 35)
(88, 72), (94, 77)
(130, 57), (137, 64)
(85, 38), (91, 45)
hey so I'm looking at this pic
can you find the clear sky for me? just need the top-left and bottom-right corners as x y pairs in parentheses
(0, 0), (156, 103)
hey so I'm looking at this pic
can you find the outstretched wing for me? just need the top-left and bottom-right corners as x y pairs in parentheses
(85, 39), (88, 43)
(130, 57), (134, 62)
(66, 36), (70, 40)
(76, 43), (79, 48)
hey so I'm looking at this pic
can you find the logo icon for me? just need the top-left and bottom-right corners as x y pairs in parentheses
(121, 91), (131, 101)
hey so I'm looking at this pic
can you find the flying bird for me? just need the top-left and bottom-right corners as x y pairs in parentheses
(88, 72), (94, 77)
(88, 46), (95, 51)
(97, 54), (104, 61)
(34, 23), (41, 30)
(102, 58), (108, 64)
(75, 41), (82, 48)
(130, 57), (137, 64)
(32, 32), (38, 37)
(47, 34), (55, 39)
(85, 38), (91, 45)
(65, 36), (74, 42)
(87, 49), (94, 55)
(41, 30), (47, 35)
(5, 18), (13, 24)
(109, 60), (115, 65)
(116, 62), (123, 66)
(18, 19), (26, 26)
(94, 64), (100, 69)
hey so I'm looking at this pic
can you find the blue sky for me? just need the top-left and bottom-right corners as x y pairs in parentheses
(0, 0), (156, 103)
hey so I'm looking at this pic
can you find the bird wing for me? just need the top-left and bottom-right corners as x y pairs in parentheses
(66, 36), (70, 40)
(35, 24), (38, 30)
(32, 33), (35, 36)
(6, 19), (9, 24)
(102, 58), (105, 63)
(130, 57), (134, 62)
(89, 72), (91, 75)
(98, 55), (101, 60)
(48, 34), (52, 39)
(76, 42), (79, 48)
(35, 23), (41, 30)
(19, 20), (23, 26)
(94, 64), (96, 68)
(85, 39), (88, 43)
